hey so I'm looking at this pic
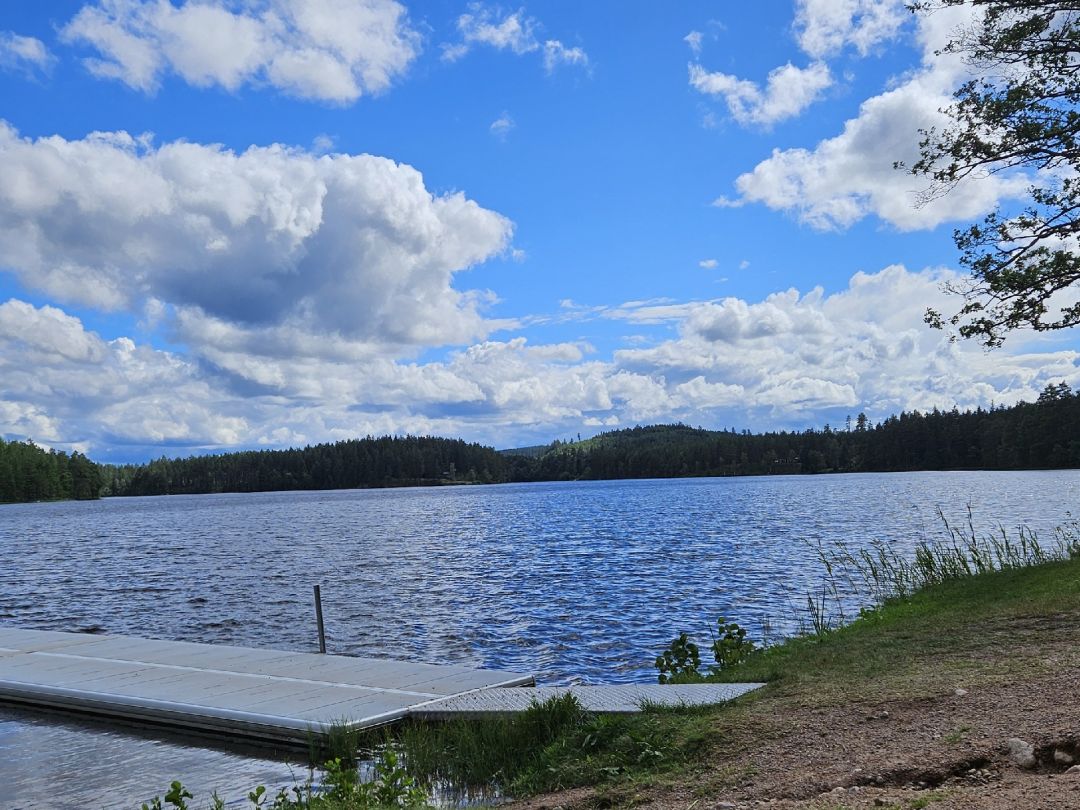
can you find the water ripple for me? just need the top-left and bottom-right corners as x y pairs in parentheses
(1, 471), (1078, 807)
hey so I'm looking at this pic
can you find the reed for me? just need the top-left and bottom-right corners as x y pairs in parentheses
(818, 507), (1080, 605)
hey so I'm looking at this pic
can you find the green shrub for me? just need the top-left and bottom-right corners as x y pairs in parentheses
(654, 632), (702, 683)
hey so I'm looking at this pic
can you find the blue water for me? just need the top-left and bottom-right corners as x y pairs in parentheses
(1, 471), (1078, 807)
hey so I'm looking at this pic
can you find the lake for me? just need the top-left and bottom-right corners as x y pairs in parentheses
(1, 471), (1078, 807)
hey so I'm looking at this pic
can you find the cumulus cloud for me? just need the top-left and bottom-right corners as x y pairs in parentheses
(690, 0), (908, 128)
(722, 4), (1030, 230)
(60, 0), (420, 103)
(0, 123), (513, 352)
(0, 31), (56, 77)
(795, 0), (908, 58)
(0, 300), (245, 449)
(442, 4), (587, 73)
(614, 265), (1080, 422)
(689, 61), (832, 127)
(2, 266), (1077, 455)
(443, 6), (536, 59)
(699, 259), (719, 269)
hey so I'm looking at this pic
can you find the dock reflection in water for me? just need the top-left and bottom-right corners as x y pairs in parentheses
(0, 704), (304, 809)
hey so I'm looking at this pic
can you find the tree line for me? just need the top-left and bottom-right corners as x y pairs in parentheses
(2, 383), (1079, 504)
(0, 439), (103, 503)
(527, 383), (1080, 481)
(101, 435), (511, 497)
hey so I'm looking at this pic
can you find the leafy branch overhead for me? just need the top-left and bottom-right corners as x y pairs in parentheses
(907, 1), (1080, 346)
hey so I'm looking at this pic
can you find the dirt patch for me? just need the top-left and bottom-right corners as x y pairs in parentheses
(510, 612), (1080, 810)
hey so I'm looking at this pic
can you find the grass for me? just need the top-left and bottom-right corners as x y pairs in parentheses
(740, 556), (1073, 680)
(395, 694), (720, 797)
(816, 506), (1080, 606)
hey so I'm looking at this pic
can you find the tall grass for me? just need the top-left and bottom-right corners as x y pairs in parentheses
(396, 692), (711, 798)
(820, 507), (1080, 604)
(397, 693), (587, 794)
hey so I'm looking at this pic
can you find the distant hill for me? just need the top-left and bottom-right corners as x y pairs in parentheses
(526, 385), (1080, 480)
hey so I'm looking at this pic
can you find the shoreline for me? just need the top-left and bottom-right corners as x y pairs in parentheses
(512, 557), (1080, 809)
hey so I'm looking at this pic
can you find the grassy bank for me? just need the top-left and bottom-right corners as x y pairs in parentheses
(139, 528), (1080, 809)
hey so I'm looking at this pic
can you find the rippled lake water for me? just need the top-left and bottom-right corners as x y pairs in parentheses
(2, 471), (1078, 808)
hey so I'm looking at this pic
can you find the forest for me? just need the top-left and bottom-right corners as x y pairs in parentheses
(0, 439), (103, 503)
(2, 382), (1079, 503)
(100, 435), (511, 497)
(528, 382), (1080, 480)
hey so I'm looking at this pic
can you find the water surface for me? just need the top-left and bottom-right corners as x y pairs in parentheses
(1, 471), (1077, 807)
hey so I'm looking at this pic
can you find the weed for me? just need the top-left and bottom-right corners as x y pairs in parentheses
(943, 726), (970, 744)
(140, 747), (429, 809)
(908, 791), (946, 808)
(709, 617), (757, 671)
(397, 693), (588, 793)
(806, 587), (833, 637)
(309, 720), (366, 768)
(655, 632), (703, 684)
(141, 781), (193, 810)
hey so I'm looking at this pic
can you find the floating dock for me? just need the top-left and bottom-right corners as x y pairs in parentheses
(0, 628), (764, 744)
(0, 628), (533, 743)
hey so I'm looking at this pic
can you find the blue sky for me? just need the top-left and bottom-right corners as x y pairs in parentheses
(0, 1), (1077, 463)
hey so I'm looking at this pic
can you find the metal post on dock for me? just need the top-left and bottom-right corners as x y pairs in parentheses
(313, 584), (326, 654)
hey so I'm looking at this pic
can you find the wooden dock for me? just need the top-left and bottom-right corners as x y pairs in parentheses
(0, 628), (533, 744)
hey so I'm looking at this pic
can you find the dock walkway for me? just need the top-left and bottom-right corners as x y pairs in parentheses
(0, 628), (764, 744)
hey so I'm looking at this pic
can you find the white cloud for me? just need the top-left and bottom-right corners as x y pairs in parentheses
(690, 0), (908, 129)
(444, 6), (537, 59)
(614, 265), (1080, 422)
(739, 259), (750, 270)
(2, 266), (1077, 455)
(442, 4), (587, 73)
(698, 259), (718, 269)
(689, 61), (832, 127)
(0, 31), (56, 76)
(311, 133), (336, 154)
(0, 123), (513, 353)
(490, 111), (514, 139)
(542, 39), (587, 73)
(711, 195), (745, 209)
(0, 300), (107, 364)
(795, 0), (908, 59)
(723, 4), (1030, 230)
(60, 0), (420, 103)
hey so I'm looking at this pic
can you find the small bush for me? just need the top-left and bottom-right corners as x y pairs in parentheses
(654, 632), (703, 683)
(710, 617), (757, 671)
